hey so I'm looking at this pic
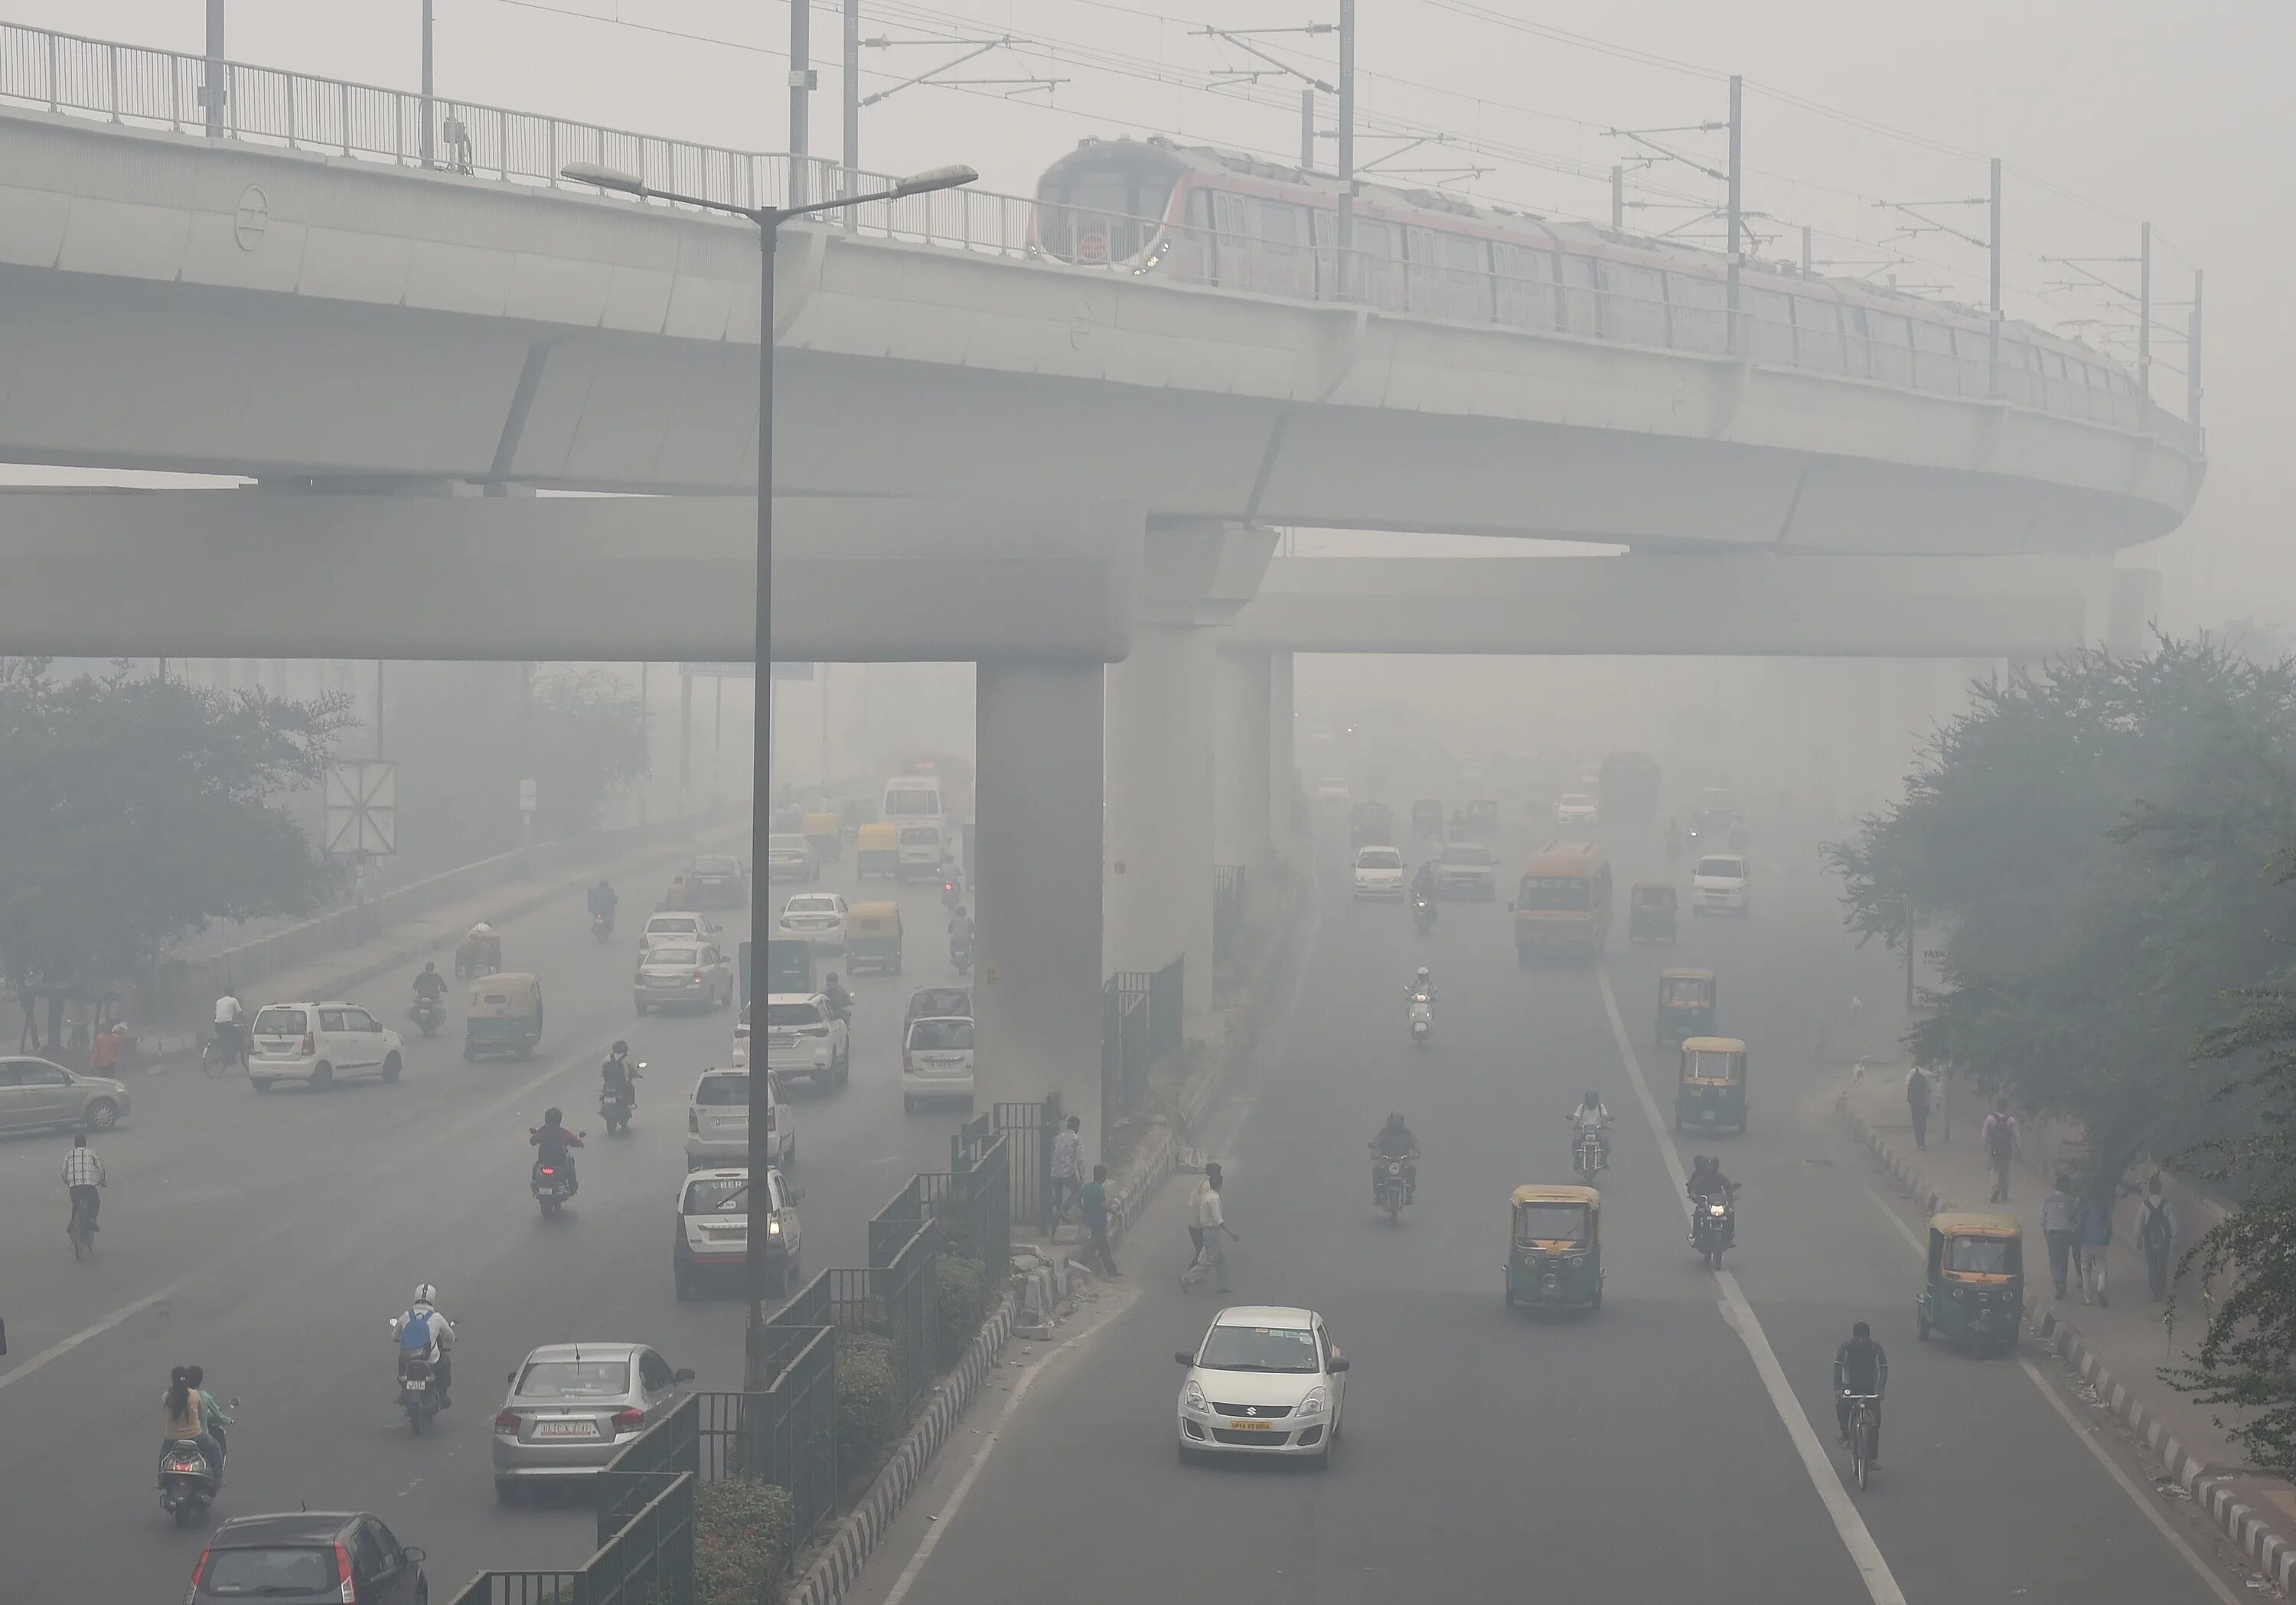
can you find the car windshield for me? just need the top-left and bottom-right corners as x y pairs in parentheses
(251, 1006), (307, 1035)
(1357, 850), (1401, 869)
(683, 1177), (748, 1214)
(908, 987), (971, 1018)
(768, 836), (808, 854)
(1443, 846), (1495, 866)
(651, 918), (699, 934)
(1697, 857), (1743, 878)
(1561, 794), (1592, 807)
(695, 1074), (747, 1106)
(1516, 1202), (1593, 1244)
(647, 948), (699, 967)
(1521, 876), (1590, 911)
(786, 896), (839, 915)
(201, 1547), (337, 1596)
(516, 1358), (631, 1399)
(693, 856), (741, 875)
(884, 789), (941, 816)
(1946, 1236), (2021, 1274)
(908, 1018), (976, 1051)
(767, 1003), (823, 1028)
(1195, 1324), (1321, 1373)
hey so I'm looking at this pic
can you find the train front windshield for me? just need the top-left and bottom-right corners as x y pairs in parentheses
(1038, 156), (1176, 264)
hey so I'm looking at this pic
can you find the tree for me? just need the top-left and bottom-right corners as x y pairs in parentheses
(530, 669), (651, 839)
(0, 659), (351, 1001)
(1826, 639), (2296, 1186)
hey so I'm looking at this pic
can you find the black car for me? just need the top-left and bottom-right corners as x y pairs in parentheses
(188, 1512), (428, 1604)
(684, 855), (749, 909)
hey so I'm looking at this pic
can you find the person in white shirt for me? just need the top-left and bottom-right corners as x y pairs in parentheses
(212, 991), (246, 1069)
(1570, 1091), (1614, 1166)
(63, 1132), (105, 1235)
(1049, 1115), (1086, 1225)
(393, 1284), (457, 1407)
(1179, 1163), (1238, 1294)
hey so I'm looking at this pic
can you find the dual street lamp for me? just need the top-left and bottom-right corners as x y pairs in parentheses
(560, 158), (977, 1376)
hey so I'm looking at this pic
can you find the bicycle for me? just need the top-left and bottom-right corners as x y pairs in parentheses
(201, 1027), (246, 1079)
(1842, 1391), (1881, 1490)
(67, 1192), (97, 1260)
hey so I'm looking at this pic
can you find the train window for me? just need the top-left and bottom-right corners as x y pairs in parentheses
(1742, 287), (1794, 365)
(1910, 320), (1954, 354)
(1864, 310), (1913, 384)
(1602, 262), (1667, 344)
(1254, 201), (1300, 249)
(1492, 243), (1554, 331)
(1794, 298), (1844, 372)
(1443, 233), (1485, 275)
(1667, 273), (1729, 355)
(1557, 253), (1600, 335)
(1353, 219), (1400, 259)
(2039, 348), (2066, 380)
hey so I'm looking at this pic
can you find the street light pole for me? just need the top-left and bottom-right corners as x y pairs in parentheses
(203, 0), (227, 139)
(420, 0), (435, 169)
(563, 158), (977, 1388)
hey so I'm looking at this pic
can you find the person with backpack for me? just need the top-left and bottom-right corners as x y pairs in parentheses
(1904, 1065), (1934, 1150)
(2074, 1189), (2115, 1307)
(1981, 1097), (2021, 1202)
(2137, 1176), (2179, 1303)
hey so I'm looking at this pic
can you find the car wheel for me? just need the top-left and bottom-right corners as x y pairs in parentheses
(782, 1135), (796, 1168)
(251, 1078), (275, 1092)
(634, 1001), (649, 1016)
(83, 1098), (119, 1130)
(1309, 1437), (1332, 1471)
(310, 1062), (334, 1091)
(1177, 1442), (1199, 1467)
(494, 1479), (518, 1504)
(674, 1266), (693, 1301)
(381, 1053), (402, 1084)
(461, 1046), (476, 1062)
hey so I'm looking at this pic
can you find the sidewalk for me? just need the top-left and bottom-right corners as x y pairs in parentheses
(1841, 1068), (2296, 1592)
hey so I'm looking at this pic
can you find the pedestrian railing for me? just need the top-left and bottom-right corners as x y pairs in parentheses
(1148, 957), (1185, 1061)
(1105, 972), (1153, 1119)
(595, 1391), (699, 1546)
(1213, 863), (1247, 961)
(990, 1096), (1059, 1228)
(449, 1468), (693, 1605)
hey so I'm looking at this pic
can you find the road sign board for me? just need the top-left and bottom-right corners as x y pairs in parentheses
(679, 662), (813, 680)
(518, 777), (537, 814)
(325, 760), (396, 856)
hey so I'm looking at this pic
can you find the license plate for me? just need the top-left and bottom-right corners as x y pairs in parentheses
(534, 1420), (598, 1439)
(1226, 1419), (1274, 1432)
(769, 1035), (795, 1048)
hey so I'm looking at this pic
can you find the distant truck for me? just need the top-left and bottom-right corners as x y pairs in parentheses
(1599, 752), (1662, 825)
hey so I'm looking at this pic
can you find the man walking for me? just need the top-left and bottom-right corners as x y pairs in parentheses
(1079, 1164), (1118, 1277)
(1048, 1114), (1085, 1230)
(1981, 1098), (2021, 1202)
(2074, 1189), (2114, 1307)
(1180, 1163), (1238, 1294)
(1904, 1065), (1933, 1150)
(2137, 1176), (2178, 1303)
(2040, 1176), (2076, 1299)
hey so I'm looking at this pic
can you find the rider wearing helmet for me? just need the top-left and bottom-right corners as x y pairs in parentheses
(1405, 965), (1437, 1003)
(1369, 1111), (1420, 1201)
(530, 1107), (584, 1192)
(601, 1040), (637, 1108)
(395, 1283), (457, 1406)
(1570, 1088), (1613, 1165)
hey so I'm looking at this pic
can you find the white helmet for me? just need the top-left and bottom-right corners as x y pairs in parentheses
(1416, 967), (1430, 981)
(413, 1284), (437, 1306)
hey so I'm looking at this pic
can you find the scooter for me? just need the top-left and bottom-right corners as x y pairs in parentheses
(592, 911), (615, 942)
(950, 935), (975, 976)
(1691, 1187), (1739, 1270)
(1407, 991), (1434, 1048)
(1413, 893), (1437, 935)
(158, 1439), (221, 1527)
(531, 1153), (582, 1218)
(599, 1065), (643, 1137)
(410, 994), (445, 1039)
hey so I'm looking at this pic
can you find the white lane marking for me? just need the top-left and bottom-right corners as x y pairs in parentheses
(878, 1321), (1104, 1605)
(1598, 969), (1909, 1605)
(1861, 1174), (2248, 1603)
(0, 1271), (201, 1395)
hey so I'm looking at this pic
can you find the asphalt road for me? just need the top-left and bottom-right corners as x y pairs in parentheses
(850, 807), (2236, 1605)
(0, 853), (973, 1602)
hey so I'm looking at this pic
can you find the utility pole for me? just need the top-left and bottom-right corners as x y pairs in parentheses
(1725, 73), (1742, 353)
(1800, 223), (1812, 276)
(679, 669), (693, 824)
(789, 0), (814, 205)
(375, 661), (385, 756)
(820, 665), (833, 785)
(1611, 165), (1623, 230)
(2188, 269), (2204, 428)
(638, 661), (649, 827)
(419, 0), (435, 168)
(202, 0), (226, 139)
(2138, 220), (2154, 411)
(1300, 87), (1316, 173)
(842, 0), (860, 197)
(1988, 157), (2003, 398)
(1336, 0), (1355, 263)
(713, 674), (724, 807)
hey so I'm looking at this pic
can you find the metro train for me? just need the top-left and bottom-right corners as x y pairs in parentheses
(1029, 135), (2144, 424)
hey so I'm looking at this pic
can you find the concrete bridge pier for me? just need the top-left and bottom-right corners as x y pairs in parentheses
(1215, 646), (1277, 899)
(1104, 524), (1277, 1043)
(1268, 650), (1298, 859)
(972, 661), (1107, 1143)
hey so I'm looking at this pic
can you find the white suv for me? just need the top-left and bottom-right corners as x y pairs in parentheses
(762, 993), (850, 1089)
(1352, 845), (1406, 899)
(686, 1065), (796, 1170)
(246, 1001), (405, 1093)
(1691, 853), (1750, 915)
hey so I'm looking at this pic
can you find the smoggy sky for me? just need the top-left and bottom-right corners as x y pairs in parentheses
(21, 0), (2285, 627)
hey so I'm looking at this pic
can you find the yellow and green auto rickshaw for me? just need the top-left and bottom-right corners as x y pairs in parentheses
(1628, 882), (1678, 944)
(1505, 1184), (1603, 1313)
(846, 902), (905, 974)
(1675, 1036), (1748, 1134)
(803, 810), (845, 862)
(1655, 967), (1717, 1046)
(464, 972), (543, 1062)
(856, 821), (901, 879)
(1917, 1212), (2024, 1352)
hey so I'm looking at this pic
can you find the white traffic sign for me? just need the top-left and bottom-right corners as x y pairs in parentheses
(325, 760), (396, 856)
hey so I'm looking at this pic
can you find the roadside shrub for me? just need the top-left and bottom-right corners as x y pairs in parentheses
(936, 1257), (992, 1367)
(836, 1331), (901, 1469)
(695, 1478), (794, 1605)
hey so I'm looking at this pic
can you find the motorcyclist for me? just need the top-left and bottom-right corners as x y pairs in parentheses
(1834, 1320), (1889, 1463)
(412, 962), (447, 1023)
(1404, 966), (1437, 1003)
(162, 1366), (227, 1485)
(1411, 861), (1437, 901)
(1688, 1153), (1737, 1203)
(1570, 1090), (1613, 1165)
(212, 988), (246, 1069)
(947, 904), (977, 948)
(588, 879), (618, 931)
(601, 1041), (638, 1109)
(823, 972), (853, 1023)
(530, 1108), (584, 1192)
(1368, 1112), (1420, 1202)
(394, 1283), (456, 1408)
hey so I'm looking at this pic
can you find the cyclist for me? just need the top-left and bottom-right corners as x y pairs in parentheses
(212, 989), (246, 1070)
(64, 1131), (105, 1238)
(1833, 1320), (1890, 1464)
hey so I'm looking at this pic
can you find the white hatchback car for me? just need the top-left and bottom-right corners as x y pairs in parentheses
(778, 892), (850, 953)
(246, 1001), (405, 1093)
(1554, 793), (1599, 824)
(639, 912), (718, 954)
(685, 1065), (795, 1170)
(762, 993), (850, 1089)
(902, 1015), (975, 1112)
(1352, 844), (1406, 899)
(1692, 853), (1751, 915)
(673, 1166), (802, 1300)
(1176, 1305), (1350, 1467)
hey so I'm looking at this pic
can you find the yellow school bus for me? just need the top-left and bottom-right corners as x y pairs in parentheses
(1512, 842), (1614, 961)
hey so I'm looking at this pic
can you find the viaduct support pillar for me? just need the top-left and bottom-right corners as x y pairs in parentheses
(1215, 646), (1275, 898)
(974, 661), (1106, 1142)
(1268, 650), (1298, 863)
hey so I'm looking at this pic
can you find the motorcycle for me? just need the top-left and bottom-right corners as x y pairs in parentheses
(1573, 1126), (1609, 1183)
(600, 1065), (642, 1137)
(1370, 1150), (1413, 1224)
(531, 1156), (580, 1218)
(941, 876), (964, 912)
(386, 1315), (449, 1434)
(1691, 1189), (1738, 1270)
(1408, 991), (1433, 1048)
(158, 1438), (221, 1527)
(950, 935), (975, 977)
(1413, 893), (1437, 935)
(592, 910), (615, 942)
(410, 994), (445, 1039)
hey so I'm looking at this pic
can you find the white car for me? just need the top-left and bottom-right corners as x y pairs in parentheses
(778, 892), (850, 953)
(1691, 853), (1750, 915)
(1434, 841), (1499, 900)
(902, 1015), (976, 1112)
(765, 833), (820, 884)
(762, 993), (850, 1089)
(1316, 776), (1352, 803)
(673, 1165), (802, 1300)
(245, 1001), (405, 1093)
(639, 912), (719, 954)
(1176, 1305), (1350, 1467)
(1352, 844), (1406, 899)
(685, 1065), (795, 1170)
(1554, 792), (1599, 824)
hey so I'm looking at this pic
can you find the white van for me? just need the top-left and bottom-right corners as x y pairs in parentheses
(1691, 853), (1750, 915)
(882, 775), (946, 830)
(895, 821), (947, 879)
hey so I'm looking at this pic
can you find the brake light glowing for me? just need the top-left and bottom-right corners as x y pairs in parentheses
(539, 1166), (556, 1176)
(612, 1407), (647, 1432)
(334, 1541), (356, 1603)
(693, 969), (706, 984)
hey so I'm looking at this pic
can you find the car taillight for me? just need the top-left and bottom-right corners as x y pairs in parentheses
(494, 1409), (522, 1433)
(184, 1548), (211, 1604)
(301, 1034), (315, 1055)
(689, 1108), (700, 1132)
(612, 1408), (647, 1432)
(693, 969), (706, 984)
(334, 1541), (356, 1603)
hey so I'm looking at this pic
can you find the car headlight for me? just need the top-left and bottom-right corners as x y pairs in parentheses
(1294, 1386), (1329, 1417)
(1181, 1379), (1208, 1411)
(767, 1218), (782, 1235)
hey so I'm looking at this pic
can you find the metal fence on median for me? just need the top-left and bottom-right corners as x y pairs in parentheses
(596, 1391), (700, 1546)
(739, 1323), (840, 1555)
(1106, 971), (1153, 1121)
(872, 1218), (942, 1416)
(1149, 957), (1185, 1060)
(950, 1121), (1013, 1273)
(450, 1468), (693, 1605)
(990, 1096), (1059, 1229)
(1213, 863), (1247, 961)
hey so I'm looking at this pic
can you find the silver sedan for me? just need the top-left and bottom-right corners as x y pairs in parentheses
(633, 943), (735, 1014)
(492, 1342), (694, 1498)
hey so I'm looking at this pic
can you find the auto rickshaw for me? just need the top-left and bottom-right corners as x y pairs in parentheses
(846, 902), (905, 974)
(1628, 882), (1678, 944)
(1655, 967), (1717, 1046)
(1466, 798), (1500, 840)
(1411, 798), (1445, 838)
(1675, 1036), (1748, 1134)
(464, 972), (543, 1062)
(1917, 1212), (2024, 1352)
(1505, 1184), (1603, 1312)
(454, 922), (502, 980)
(803, 811), (844, 863)
(1349, 799), (1395, 848)
(856, 821), (901, 879)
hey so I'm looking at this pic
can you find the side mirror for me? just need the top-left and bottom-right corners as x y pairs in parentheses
(1329, 1358), (1352, 1373)
(673, 1367), (696, 1383)
(1174, 1350), (1195, 1366)
(403, 1548), (426, 1565)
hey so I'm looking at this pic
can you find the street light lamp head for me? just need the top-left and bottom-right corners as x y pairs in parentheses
(561, 161), (647, 196)
(890, 165), (980, 199)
